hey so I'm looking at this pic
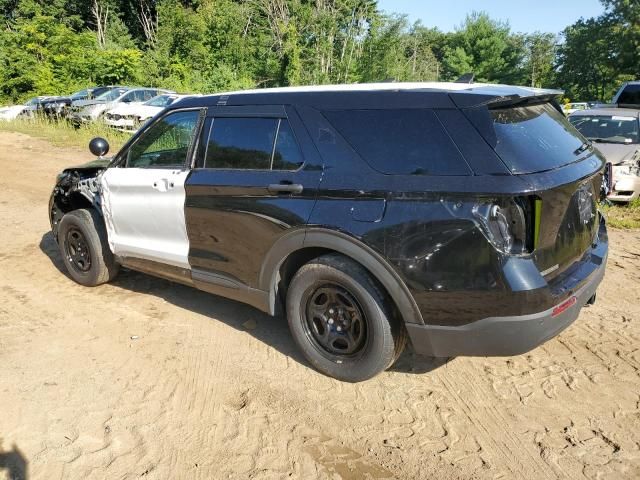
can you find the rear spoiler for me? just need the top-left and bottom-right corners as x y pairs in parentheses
(449, 87), (564, 110)
(484, 93), (563, 110)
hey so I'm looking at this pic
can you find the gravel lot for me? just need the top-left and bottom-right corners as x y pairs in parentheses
(0, 131), (639, 480)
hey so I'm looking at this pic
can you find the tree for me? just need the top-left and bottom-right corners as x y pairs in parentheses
(601, 0), (640, 77)
(443, 12), (526, 84)
(359, 15), (441, 82)
(524, 32), (557, 88)
(556, 17), (627, 101)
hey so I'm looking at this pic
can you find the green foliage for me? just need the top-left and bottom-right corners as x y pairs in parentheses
(0, 0), (636, 106)
(524, 32), (557, 88)
(443, 12), (526, 84)
(602, 0), (640, 77)
(556, 1), (640, 102)
(359, 15), (440, 82)
(602, 198), (640, 229)
(556, 17), (623, 101)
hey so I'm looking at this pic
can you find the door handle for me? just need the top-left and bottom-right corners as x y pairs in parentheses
(267, 183), (304, 194)
(152, 179), (174, 192)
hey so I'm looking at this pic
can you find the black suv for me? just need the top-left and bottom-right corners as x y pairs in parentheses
(49, 83), (609, 382)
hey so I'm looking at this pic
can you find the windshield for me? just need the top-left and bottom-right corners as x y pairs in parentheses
(568, 115), (639, 144)
(489, 103), (588, 174)
(25, 98), (38, 106)
(96, 88), (128, 102)
(145, 95), (172, 107)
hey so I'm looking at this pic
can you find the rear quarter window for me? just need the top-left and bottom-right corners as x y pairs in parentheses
(322, 109), (471, 176)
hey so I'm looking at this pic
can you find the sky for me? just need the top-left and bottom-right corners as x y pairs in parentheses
(377, 0), (606, 34)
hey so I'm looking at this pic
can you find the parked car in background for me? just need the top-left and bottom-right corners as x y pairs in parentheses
(569, 108), (640, 202)
(104, 94), (190, 132)
(19, 96), (57, 117)
(0, 103), (28, 120)
(69, 87), (173, 126)
(612, 81), (640, 107)
(41, 86), (113, 117)
(49, 82), (608, 382)
(70, 86), (127, 110)
(563, 102), (589, 115)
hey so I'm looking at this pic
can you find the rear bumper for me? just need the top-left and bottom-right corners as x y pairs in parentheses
(407, 219), (608, 358)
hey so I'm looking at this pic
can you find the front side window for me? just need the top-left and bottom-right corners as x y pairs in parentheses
(204, 117), (304, 171)
(569, 115), (640, 144)
(127, 110), (200, 168)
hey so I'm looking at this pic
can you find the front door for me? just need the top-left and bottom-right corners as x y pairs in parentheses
(101, 109), (202, 269)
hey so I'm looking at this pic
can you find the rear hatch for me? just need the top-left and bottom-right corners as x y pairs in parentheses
(476, 101), (604, 279)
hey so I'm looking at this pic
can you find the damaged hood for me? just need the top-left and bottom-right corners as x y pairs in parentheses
(593, 143), (640, 165)
(61, 158), (112, 174)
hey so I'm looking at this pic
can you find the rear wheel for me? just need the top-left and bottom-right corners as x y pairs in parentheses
(286, 254), (406, 382)
(57, 209), (119, 286)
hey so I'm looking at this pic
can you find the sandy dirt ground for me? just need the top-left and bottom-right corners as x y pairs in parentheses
(0, 131), (639, 480)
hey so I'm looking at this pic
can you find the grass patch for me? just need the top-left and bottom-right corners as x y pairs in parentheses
(602, 198), (640, 229)
(0, 116), (132, 152)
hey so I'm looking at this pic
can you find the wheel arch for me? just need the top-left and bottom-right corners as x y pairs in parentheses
(259, 228), (425, 326)
(50, 190), (98, 238)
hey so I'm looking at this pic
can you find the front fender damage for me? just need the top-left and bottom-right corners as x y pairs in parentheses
(49, 165), (106, 239)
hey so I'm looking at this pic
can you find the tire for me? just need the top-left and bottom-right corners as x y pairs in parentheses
(286, 254), (406, 382)
(57, 208), (119, 286)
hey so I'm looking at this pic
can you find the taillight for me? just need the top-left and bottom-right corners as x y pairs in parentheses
(473, 197), (538, 255)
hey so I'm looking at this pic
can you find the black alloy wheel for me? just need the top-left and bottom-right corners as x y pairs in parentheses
(64, 227), (92, 273)
(57, 208), (119, 286)
(286, 253), (407, 382)
(303, 283), (368, 358)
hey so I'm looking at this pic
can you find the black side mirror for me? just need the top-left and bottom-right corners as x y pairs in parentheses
(89, 137), (109, 157)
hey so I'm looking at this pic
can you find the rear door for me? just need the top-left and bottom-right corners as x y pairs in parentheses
(101, 108), (203, 268)
(185, 105), (323, 291)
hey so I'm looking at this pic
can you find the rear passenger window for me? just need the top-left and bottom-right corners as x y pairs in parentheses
(205, 117), (304, 170)
(323, 109), (471, 176)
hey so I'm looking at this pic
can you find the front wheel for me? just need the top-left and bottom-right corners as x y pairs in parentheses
(286, 254), (406, 382)
(57, 209), (119, 286)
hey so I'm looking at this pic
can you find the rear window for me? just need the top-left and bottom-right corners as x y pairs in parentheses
(322, 109), (471, 176)
(617, 84), (640, 105)
(489, 103), (587, 174)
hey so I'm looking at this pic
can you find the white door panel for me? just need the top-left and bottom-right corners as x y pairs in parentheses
(101, 167), (190, 269)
